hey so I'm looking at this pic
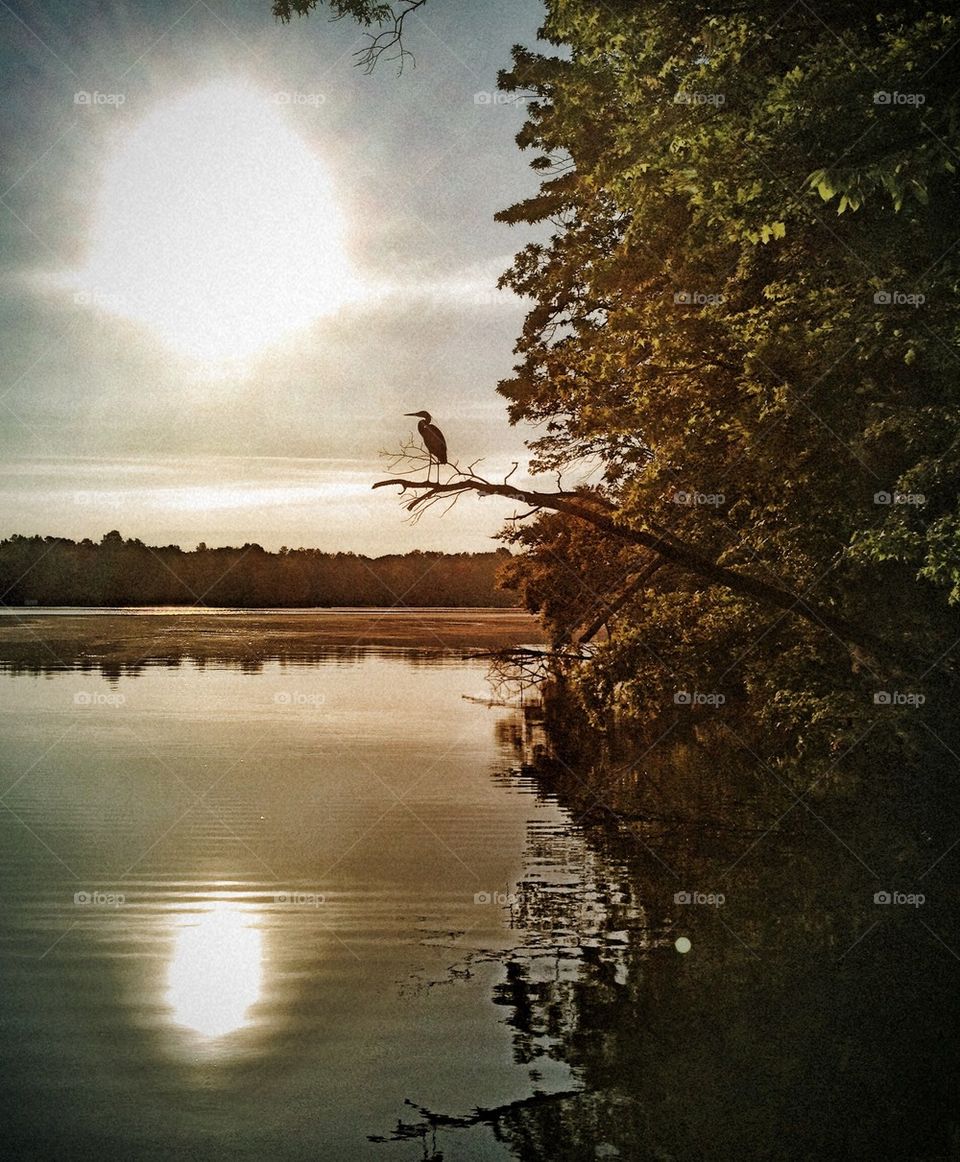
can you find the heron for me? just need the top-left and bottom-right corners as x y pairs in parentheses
(405, 411), (448, 482)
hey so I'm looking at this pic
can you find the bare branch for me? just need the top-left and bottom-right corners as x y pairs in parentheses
(276, 1), (428, 72)
(351, 0), (427, 74)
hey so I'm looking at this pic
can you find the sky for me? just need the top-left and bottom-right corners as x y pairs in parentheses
(0, 0), (552, 554)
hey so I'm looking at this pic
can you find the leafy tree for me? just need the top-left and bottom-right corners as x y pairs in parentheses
(281, 0), (960, 763)
(485, 0), (960, 759)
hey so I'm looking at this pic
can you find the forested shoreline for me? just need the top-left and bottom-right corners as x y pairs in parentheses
(0, 532), (517, 607)
(482, 0), (960, 776)
(287, 0), (960, 781)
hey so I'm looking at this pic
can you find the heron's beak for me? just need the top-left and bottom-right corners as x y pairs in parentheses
(404, 413), (418, 418)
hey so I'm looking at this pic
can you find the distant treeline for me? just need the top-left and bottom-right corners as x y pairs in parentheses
(0, 532), (518, 607)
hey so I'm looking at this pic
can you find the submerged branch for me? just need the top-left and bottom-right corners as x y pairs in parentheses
(368, 1089), (582, 1142)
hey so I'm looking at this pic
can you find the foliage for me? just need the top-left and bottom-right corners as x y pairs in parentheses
(270, 0), (427, 70)
(492, 0), (960, 761)
(272, 1), (393, 24)
(274, 0), (960, 763)
(0, 533), (515, 608)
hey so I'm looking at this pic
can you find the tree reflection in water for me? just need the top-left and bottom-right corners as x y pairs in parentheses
(375, 705), (960, 1160)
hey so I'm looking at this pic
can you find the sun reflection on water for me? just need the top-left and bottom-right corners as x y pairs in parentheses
(166, 902), (263, 1038)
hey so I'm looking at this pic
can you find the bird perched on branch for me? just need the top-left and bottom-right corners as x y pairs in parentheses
(405, 411), (448, 482)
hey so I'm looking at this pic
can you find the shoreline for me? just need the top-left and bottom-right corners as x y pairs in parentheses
(0, 608), (546, 666)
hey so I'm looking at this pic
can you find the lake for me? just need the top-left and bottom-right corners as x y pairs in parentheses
(0, 611), (957, 1159)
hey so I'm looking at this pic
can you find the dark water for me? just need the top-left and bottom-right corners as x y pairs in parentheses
(0, 613), (957, 1159)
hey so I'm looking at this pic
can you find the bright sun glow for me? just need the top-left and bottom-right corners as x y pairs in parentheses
(77, 79), (356, 363)
(167, 902), (264, 1038)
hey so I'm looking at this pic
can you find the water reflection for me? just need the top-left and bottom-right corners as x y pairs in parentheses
(7, 614), (954, 1158)
(0, 629), (565, 1160)
(375, 734), (960, 1160)
(0, 608), (545, 679)
(166, 902), (264, 1039)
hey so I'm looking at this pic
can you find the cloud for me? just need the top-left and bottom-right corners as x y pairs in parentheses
(0, 453), (541, 553)
(345, 254), (525, 315)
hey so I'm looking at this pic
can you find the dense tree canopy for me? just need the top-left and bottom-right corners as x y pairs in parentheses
(280, 0), (960, 765)
(487, 0), (960, 761)
(0, 533), (515, 608)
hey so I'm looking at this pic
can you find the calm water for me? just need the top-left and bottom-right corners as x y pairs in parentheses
(1, 612), (958, 1159)
(0, 616), (584, 1159)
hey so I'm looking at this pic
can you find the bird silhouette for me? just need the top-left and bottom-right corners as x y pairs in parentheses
(405, 411), (448, 482)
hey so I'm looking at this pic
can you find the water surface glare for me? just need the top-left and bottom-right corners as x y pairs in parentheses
(0, 622), (575, 1159)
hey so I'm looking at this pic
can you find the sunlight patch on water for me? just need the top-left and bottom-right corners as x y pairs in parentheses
(166, 901), (263, 1038)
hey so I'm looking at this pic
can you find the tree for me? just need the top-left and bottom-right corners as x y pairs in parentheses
(0, 535), (517, 609)
(373, 465), (914, 663)
(482, 0), (960, 756)
(270, 0), (428, 72)
(283, 0), (960, 760)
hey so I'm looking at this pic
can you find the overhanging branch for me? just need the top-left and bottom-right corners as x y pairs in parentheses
(372, 471), (921, 667)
